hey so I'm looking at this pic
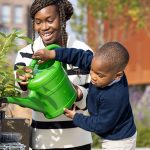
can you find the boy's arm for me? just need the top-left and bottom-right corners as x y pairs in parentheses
(32, 48), (93, 71)
(65, 95), (126, 135)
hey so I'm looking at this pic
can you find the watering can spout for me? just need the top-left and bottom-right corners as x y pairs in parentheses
(0, 93), (43, 113)
(1, 44), (77, 119)
(6, 91), (44, 114)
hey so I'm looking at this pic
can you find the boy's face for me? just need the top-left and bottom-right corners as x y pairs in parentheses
(90, 56), (122, 88)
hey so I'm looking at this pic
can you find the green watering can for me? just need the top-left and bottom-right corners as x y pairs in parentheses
(4, 44), (77, 119)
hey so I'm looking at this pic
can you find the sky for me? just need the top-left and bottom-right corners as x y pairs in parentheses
(67, 0), (78, 37)
(69, 0), (77, 7)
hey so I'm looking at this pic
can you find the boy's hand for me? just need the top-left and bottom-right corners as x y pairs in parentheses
(32, 49), (56, 64)
(64, 105), (76, 119)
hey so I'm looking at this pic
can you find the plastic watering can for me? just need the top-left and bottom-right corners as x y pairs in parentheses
(6, 44), (77, 119)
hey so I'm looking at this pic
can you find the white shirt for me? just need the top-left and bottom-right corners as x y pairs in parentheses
(15, 36), (93, 149)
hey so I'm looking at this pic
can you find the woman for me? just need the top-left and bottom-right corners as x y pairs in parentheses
(14, 0), (92, 150)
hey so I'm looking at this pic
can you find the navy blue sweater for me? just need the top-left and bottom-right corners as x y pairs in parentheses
(55, 48), (136, 140)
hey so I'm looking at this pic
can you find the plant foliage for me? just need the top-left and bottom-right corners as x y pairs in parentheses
(0, 30), (33, 97)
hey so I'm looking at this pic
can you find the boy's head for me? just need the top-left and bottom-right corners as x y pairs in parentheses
(90, 41), (129, 88)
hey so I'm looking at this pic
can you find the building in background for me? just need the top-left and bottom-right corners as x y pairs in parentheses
(0, 0), (33, 62)
(0, 0), (32, 39)
(87, 7), (150, 85)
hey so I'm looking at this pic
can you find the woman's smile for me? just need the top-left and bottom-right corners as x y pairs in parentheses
(40, 31), (54, 42)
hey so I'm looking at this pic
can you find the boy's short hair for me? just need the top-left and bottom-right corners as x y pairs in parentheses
(95, 41), (129, 72)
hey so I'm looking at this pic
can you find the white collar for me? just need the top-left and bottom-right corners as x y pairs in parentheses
(108, 77), (121, 86)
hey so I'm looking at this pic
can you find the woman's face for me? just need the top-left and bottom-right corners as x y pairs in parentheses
(34, 5), (61, 45)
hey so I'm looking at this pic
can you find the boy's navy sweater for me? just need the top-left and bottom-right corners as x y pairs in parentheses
(55, 48), (136, 140)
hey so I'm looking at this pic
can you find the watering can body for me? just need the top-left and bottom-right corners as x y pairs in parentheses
(7, 44), (77, 119)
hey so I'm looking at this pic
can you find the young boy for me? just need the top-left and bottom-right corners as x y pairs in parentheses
(32, 41), (137, 150)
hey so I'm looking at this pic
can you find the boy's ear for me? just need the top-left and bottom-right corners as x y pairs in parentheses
(115, 71), (123, 80)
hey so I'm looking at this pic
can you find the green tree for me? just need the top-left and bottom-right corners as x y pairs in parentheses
(71, 0), (150, 42)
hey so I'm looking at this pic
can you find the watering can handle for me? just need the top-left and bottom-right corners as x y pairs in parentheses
(29, 44), (61, 68)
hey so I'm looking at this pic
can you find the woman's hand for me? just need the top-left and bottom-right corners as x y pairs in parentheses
(16, 66), (33, 90)
(73, 84), (83, 101)
(16, 66), (33, 84)
(32, 49), (56, 64)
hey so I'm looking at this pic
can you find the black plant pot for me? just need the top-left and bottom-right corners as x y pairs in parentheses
(0, 110), (5, 135)
(0, 132), (22, 143)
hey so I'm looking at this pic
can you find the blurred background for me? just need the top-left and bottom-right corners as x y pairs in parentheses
(0, 0), (150, 149)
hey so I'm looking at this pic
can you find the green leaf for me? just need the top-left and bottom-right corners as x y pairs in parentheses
(18, 36), (33, 44)
(0, 32), (6, 37)
(14, 85), (22, 90)
(16, 69), (26, 75)
(15, 78), (23, 82)
(16, 65), (24, 69)
(13, 29), (25, 35)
